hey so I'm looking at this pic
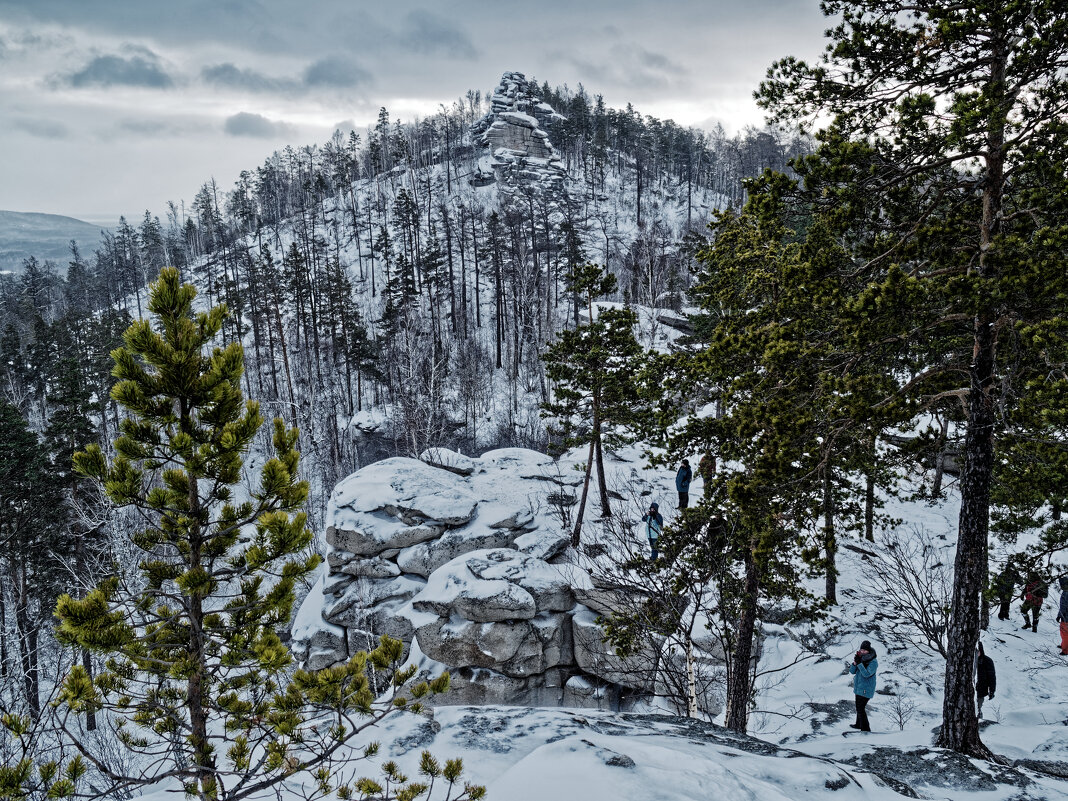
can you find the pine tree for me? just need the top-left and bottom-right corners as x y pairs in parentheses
(542, 264), (644, 545)
(54, 268), (450, 801)
(759, 0), (1068, 757)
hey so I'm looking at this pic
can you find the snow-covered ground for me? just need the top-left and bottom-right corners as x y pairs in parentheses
(158, 448), (1068, 800)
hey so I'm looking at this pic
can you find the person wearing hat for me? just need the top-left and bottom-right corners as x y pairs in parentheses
(846, 640), (878, 732)
(1056, 576), (1068, 655)
(675, 460), (693, 509)
(642, 502), (664, 560)
(975, 642), (996, 719)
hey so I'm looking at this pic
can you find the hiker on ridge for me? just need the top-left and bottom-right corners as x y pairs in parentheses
(642, 501), (663, 561)
(975, 642), (996, 719)
(1021, 571), (1047, 632)
(676, 459), (692, 509)
(846, 640), (878, 732)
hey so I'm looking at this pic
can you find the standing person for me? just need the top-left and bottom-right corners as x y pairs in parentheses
(675, 459), (692, 510)
(642, 502), (663, 561)
(846, 640), (878, 732)
(993, 559), (1019, 620)
(1056, 577), (1068, 655)
(1021, 572), (1047, 632)
(975, 642), (996, 719)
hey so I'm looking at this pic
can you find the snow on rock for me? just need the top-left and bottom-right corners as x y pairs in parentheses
(395, 526), (516, 578)
(329, 457), (477, 528)
(415, 614), (573, 678)
(293, 447), (648, 708)
(469, 72), (567, 197)
(513, 527), (570, 561)
(419, 447), (477, 476)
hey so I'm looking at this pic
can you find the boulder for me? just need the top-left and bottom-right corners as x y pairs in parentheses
(303, 627), (348, 671)
(323, 575), (426, 627)
(572, 609), (655, 691)
(395, 528), (517, 577)
(412, 578), (537, 623)
(562, 674), (621, 711)
(337, 555), (402, 579)
(330, 457), (478, 528)
(463, 549), (574, 612)
(486, 506), (536, 530)
(415, 613), (572, 678)
(326, 520), (442, 557)
(514, 528), (570, 561)
(436, 666), (568, 706)
(573, 584), (647, 619)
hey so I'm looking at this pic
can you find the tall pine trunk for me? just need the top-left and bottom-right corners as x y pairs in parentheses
(725, 539), (759, 733)
(938, 28), (1006, 761)
(823, 464), (837, 604)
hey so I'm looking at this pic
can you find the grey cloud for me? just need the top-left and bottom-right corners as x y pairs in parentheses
(629, 46), (685, 76)
(65, 48), (174, 89)
(223, 112), (294, 138)
(558, 43), (688, 94)
(302, 56), (371, 89)
(400, 10), (477, 59)
(10, 117), (70, 139)
(202, 62), (292, 93)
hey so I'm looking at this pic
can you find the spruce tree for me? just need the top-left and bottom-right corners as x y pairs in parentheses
(53, 268), (454, 801)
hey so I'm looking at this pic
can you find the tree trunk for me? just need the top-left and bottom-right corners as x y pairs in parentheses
(823, 464), (837, 604)
(938, 29), (1007, 760)
(686, 638), (698, 718)
(571, 439), (596, 547)
(186, 470), (216, 798)
(593, 414), (612, 519)
(725, 539), (759, 733)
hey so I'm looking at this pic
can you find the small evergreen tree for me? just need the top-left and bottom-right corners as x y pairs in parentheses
(53, 268), (458, 801)
(542, 264), (644, 545)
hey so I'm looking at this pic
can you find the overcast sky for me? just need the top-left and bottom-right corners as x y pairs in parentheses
(0, 0), (829, 224)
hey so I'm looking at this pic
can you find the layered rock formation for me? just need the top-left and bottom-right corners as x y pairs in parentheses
(470, 72), (567, 193)
(291, 448), (712, 711)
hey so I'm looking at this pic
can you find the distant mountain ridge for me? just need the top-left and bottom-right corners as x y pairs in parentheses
(0, 210), (108, 272)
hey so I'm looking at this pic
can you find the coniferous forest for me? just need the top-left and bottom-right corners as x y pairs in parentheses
(2, 2), (1068, 798)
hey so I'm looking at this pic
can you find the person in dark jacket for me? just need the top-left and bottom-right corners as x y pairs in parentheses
(975, 642), (996, 719)
(642, 502), (663, 560)
(993, 559), (1020, 621)
(1056, 576), (1068, 655)
(846, 640), (878, 732)
(676, 460), (692, 509)
(1021, 572), (1047, 632)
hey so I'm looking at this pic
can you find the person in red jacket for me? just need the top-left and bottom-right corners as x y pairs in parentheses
(1021, 572), (1047, 632)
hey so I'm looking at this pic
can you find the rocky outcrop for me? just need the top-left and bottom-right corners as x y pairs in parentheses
(292, 448), (725, 713)
(470, 72), (567, 194)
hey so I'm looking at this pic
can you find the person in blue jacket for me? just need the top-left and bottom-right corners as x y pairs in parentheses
(642, 502), (663, 560)
(676, 459), (692, 509)
(846, 640), (878, 731)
